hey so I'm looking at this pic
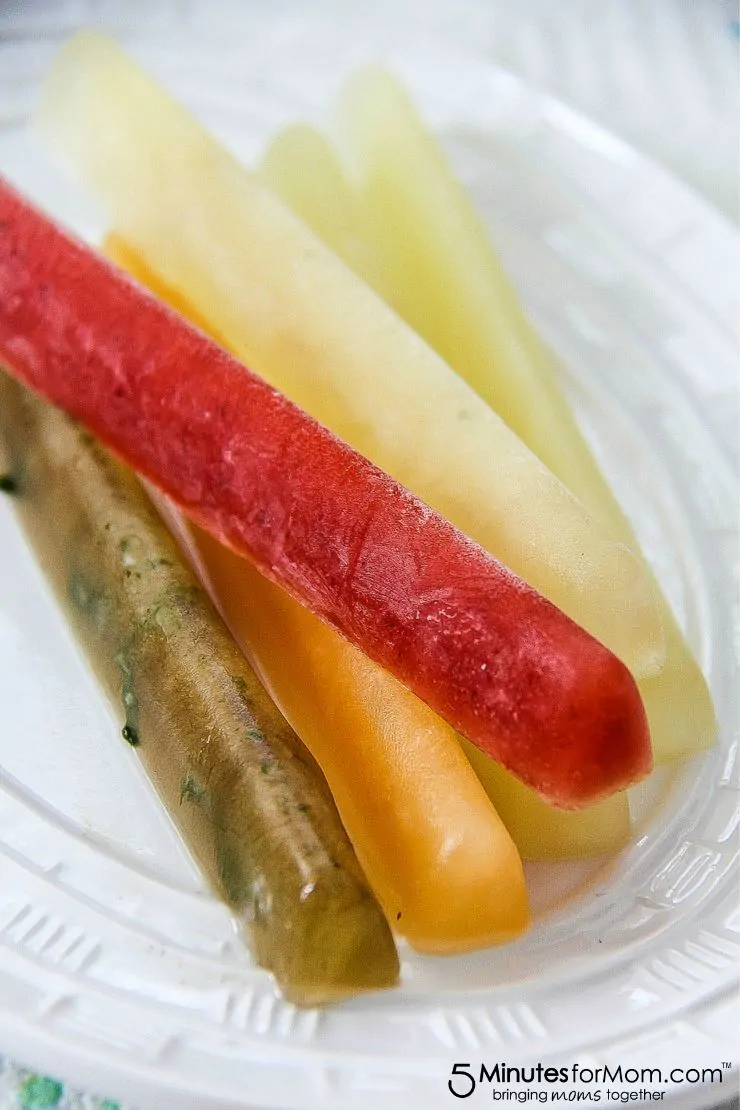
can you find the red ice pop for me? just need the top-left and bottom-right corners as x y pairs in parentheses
(0, 178), (652, 807)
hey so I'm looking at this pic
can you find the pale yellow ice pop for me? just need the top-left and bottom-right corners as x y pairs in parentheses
(258, 73), (715, 762)
(39, 31), (664, 682)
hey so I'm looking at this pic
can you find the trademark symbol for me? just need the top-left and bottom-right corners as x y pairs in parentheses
(722, 1062), (731, 1069)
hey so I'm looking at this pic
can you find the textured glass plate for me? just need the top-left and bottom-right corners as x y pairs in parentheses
(0, 3), (738, 1109)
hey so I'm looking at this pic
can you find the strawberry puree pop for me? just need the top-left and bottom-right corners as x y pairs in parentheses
(0, 178), (652, 808)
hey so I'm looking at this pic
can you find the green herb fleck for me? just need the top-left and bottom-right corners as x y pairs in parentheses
(122, 723), (140, 746)
(122, 688), (138, 713)
(18, 1075), (64, 1109)
(119, 534), (144, 561)
(67, 570), (109, 630)
(0, 473), (17, 494)
(114, 649), (132, 676)
(231, 675), (248, 697)
(216, 836), (254, 907)
(260, 760), (273, 775)
(67, 572), (94, 614)
(180, 773), (207, 804)
(246, 727), (264, 743)
(115, 650), (141, 739)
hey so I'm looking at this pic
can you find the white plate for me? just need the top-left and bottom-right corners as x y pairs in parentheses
(0, 3), (738, 1109)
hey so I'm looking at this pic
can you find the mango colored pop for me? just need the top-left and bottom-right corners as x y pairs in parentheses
(329, 67), (715, 762)
(109, 233), (631, 862)
(182, 506), (531, 951)
(38, 31), (666, 684)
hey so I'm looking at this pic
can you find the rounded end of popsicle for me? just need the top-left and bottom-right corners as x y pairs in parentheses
(537, 650), (654, 811)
